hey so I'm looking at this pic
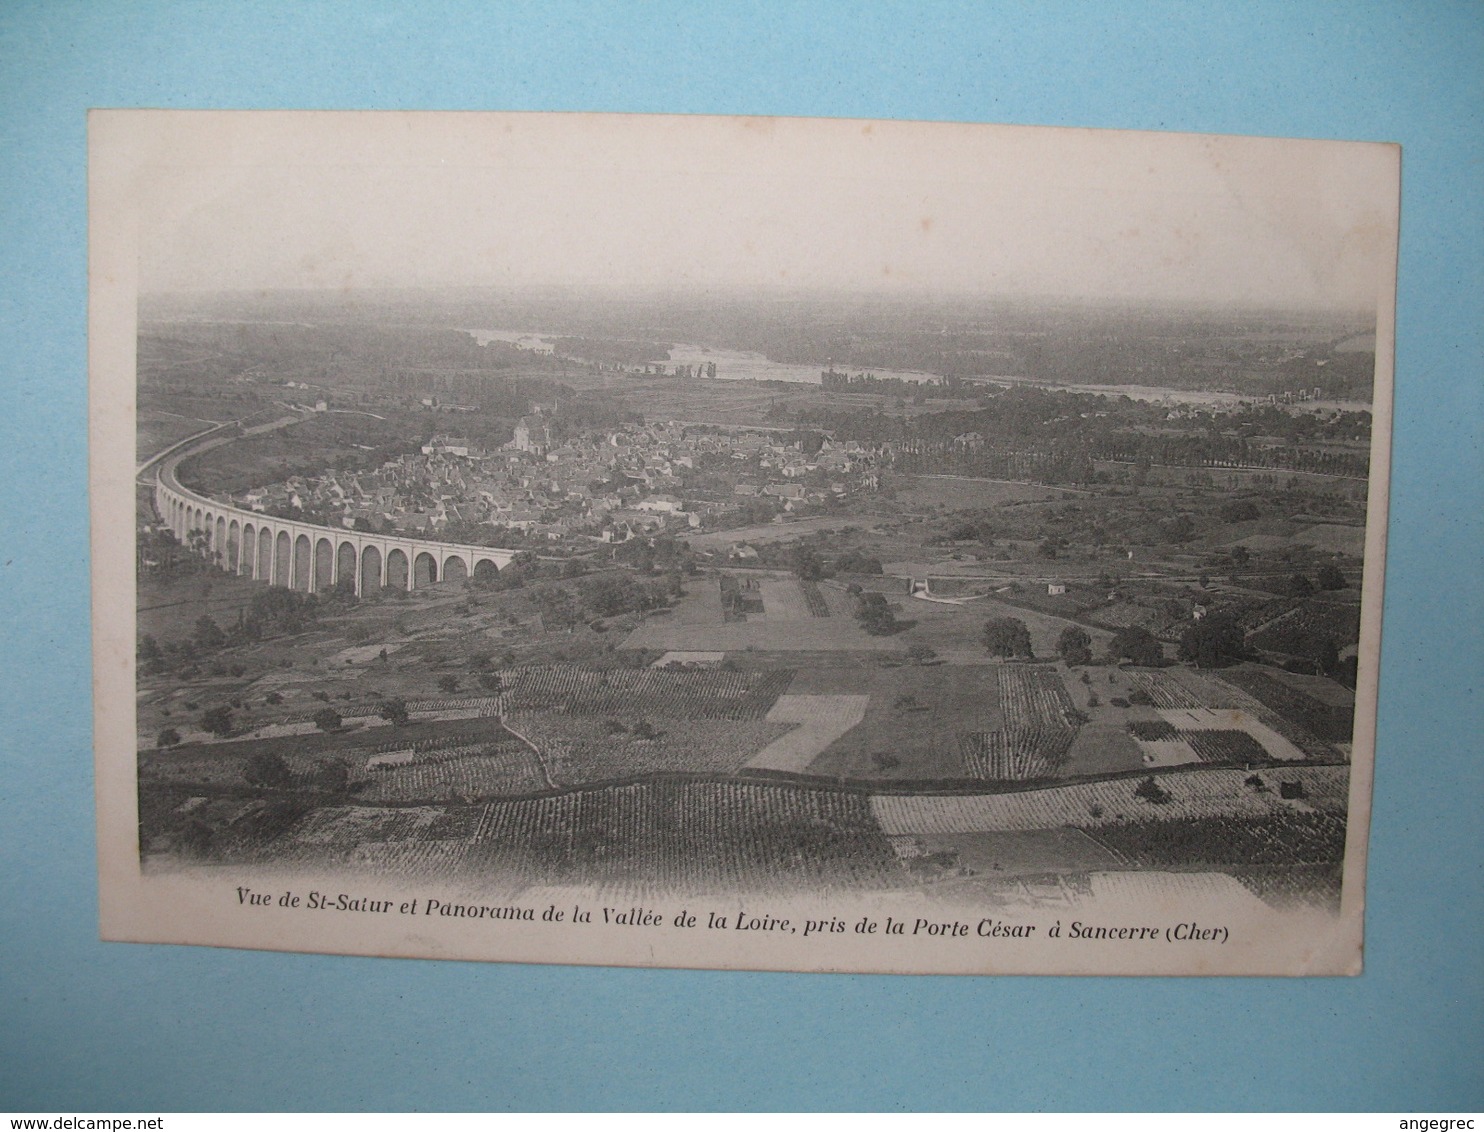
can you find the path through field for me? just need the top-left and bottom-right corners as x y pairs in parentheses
(745, 694), (870, 772)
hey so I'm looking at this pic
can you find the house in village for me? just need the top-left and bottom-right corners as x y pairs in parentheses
(510, 413), (553, 456)
(421, 435), (474, 458)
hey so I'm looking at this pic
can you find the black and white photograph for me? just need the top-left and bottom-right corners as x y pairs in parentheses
(91, 110), (1398, 974)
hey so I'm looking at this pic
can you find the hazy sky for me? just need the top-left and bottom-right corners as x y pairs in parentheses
(106, 111), (1398, 310)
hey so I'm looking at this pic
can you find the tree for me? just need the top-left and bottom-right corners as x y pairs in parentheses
(437, 674), (461, 694)
(1230, 545), (1251, 567)
(1219, 499), (1262, 523)
(1160, 513), (1196, 544)
(156, 727), (180, 748)
(534, 586), (581, 630)
(193, 615), (226, 652)
(243, 751), (291, 789)
(1178, 613), (1247, 668)
(201, 705), (234, 738)
(1110, 626), (1163, 667)
(1134, 775), (1172, 804)
(313, 758), (351, 794)
(1316, 563), (1347, 590)
(1288, 573), (1315, 597)
(906, 643), (937, 664)
(834, 550), (883, 574)
(377, 698), (409, 726)
(1056, 626), (1093, 666)
(313, 707), (342, 732)
(138, 634), (164, 665)
(244, 587), (319, 637)
(790, 544), (826, 581)
(1314, 637), (1340, 678)
(583, 573), (641, 618)
(984, 617), (1033, 658)
(854, 592), (899, 636)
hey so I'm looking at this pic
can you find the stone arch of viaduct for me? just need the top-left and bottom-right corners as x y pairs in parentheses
(154, 459), (516, 597)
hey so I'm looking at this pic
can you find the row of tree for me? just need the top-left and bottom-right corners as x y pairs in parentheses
(981, 616), (1250, 669)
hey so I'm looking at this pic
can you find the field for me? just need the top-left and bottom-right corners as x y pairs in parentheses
(1289, 524), (1366, 556)
(684, 517), (885, 551)
(471, 780), (906, 893)
(1062, 720), (1146, 777)
(1247, 596), (1362, 655)
(882, 474), (1063, 510)
(745, 695), (871, 772)
(897, 829), (1125, 879)
(1216, 668), (1354, 745)
(800, 665), (999, 782)
(355, 742), (550, 802)
(1181, 730), (1271, 764)
(1084, 811), (1348, 869)
(1120, 667), (1333, 759)
(137, 409), (222, 460)
(160, 780), (908, 894)
(496, 664), (793, 720)
(139, 720), (550, 802)
(507, 713), (795, 782)
(757, 578), (814, 621)
(954, 665), (1081, 779)
(142, 757), (1350, 906)
(870, 764), (1349, 835)
(623, 586), (901, 652)
(593, 378), (798, 424)
(138, 569), (272, 646)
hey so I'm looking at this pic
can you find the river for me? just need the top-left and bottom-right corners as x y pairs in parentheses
(462, 328), (942, 386)
(462, 328), (1370, 411)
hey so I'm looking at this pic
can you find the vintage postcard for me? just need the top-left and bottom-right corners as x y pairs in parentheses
(91, 111), (1398, 974)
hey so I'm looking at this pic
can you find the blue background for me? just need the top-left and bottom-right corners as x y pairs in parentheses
(1, 1), (1479, 1112)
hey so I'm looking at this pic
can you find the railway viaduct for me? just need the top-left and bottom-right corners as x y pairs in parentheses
(152, 444), (517, 597)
